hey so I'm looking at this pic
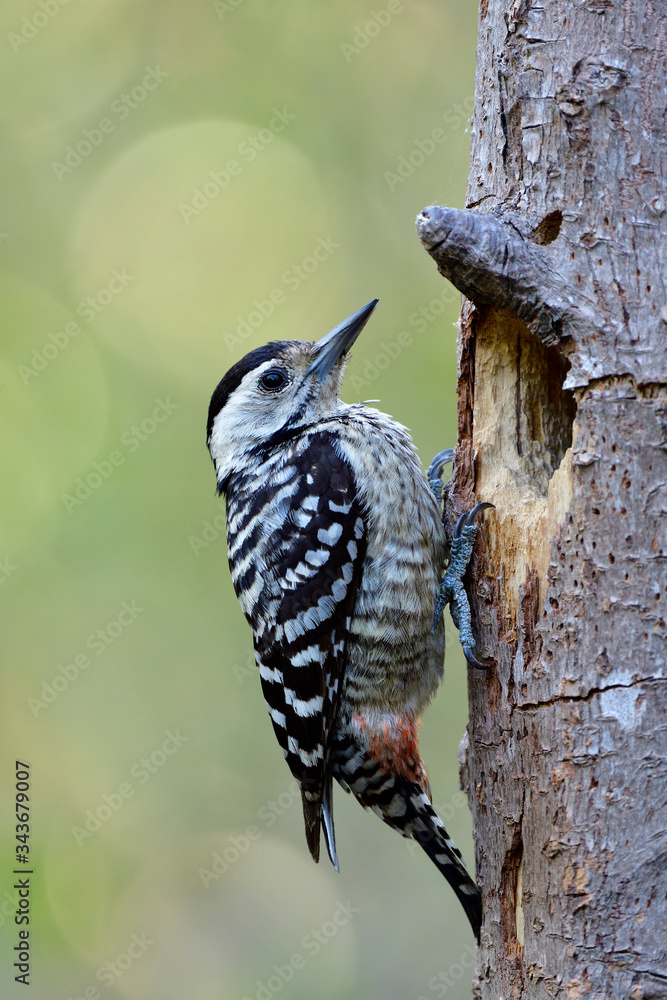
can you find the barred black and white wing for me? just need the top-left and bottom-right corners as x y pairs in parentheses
(226, 431), (366, 866)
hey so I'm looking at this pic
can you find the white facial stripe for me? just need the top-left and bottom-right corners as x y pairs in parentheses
(209, 358), (310, 482)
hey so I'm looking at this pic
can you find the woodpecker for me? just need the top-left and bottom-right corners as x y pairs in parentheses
(206, 299), (491, 940)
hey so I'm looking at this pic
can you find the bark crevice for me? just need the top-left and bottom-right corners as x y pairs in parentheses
(515, 676), (666, 713)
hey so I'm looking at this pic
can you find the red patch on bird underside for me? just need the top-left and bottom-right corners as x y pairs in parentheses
(354, 712), (429, 791)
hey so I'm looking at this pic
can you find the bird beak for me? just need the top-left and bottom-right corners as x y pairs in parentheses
(307, 299), (379, 380)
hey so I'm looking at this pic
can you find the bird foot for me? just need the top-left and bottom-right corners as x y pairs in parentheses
(432, 499), (495, 669)
(427, 449), (454, 504)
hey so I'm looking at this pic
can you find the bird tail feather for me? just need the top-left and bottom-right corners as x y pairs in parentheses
(331, 731), (482, 941)
(301, 771), (340, 871)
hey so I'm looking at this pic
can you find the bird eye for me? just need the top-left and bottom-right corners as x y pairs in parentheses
(259, 368), (289, 392)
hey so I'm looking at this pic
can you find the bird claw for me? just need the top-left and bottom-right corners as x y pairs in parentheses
(453, 502), (495, 538)
(463, 645), (491, 670)
(427, 449), (455, 503)
(427, 448), (455, 484)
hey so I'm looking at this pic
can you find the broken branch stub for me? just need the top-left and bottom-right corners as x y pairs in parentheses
(416, 205), (595, 348)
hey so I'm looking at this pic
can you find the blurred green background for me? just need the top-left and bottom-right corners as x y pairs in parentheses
(0, 2), (479, 997)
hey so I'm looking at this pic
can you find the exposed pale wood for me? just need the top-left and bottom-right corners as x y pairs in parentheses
(417, 1), (666, 996)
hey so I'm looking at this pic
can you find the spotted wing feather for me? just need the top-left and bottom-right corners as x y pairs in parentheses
(245, 433), (366, 862)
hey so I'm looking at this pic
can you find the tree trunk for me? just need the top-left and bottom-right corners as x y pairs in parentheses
(416, 2), (666, 997)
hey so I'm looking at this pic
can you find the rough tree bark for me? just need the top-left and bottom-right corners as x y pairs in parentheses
(416, 2), (666, 998)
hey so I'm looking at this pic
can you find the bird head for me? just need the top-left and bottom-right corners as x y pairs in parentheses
(207, 299), (378, 489)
